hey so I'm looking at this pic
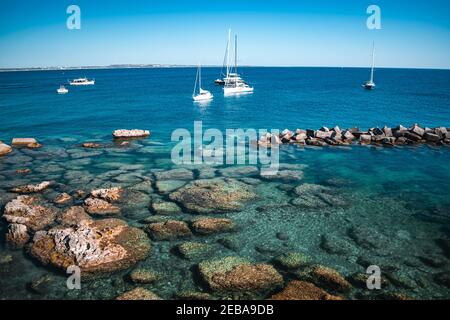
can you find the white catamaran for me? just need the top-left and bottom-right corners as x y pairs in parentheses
(193, 64), (213, 101)
(363, 42), (376, 90)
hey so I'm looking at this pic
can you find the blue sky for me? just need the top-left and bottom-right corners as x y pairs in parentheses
(0, 0), (449, 68)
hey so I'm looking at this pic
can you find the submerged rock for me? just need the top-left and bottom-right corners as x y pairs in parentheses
(177, 241), (213, 259)
(270, 280), (341, 300)
(6, 223), (30, 248)
(84, 197), (120, 215)
(320, 234), (354, 255)
(54, 192), (72, 205)
(150, 201), (182, 215)
(260, 170), (304, 182)
(82, 142), (102, 148)
(0, 142), (12, 156)
(298, 265), (352, 293)
(57, 206), (92, 226)
(113, 129), (150, 139)
(29, 274), (54, 294)
(292, 183), (347, 209)
(129, 268), (161, 284)
(176, 291), (214, 300)
(433, 272), (450, 289)
(116, 287), (161, 300)
(274, 252), (311, 269)
(145, 220), (192, 241)
(90, 187), (123, 202)
(155, 168), (194, 181)
(191, 217), (235, 235)
(11, 138), (42, 149)
(155, 180), (187, 193)
(30, 218), (150, 275)
(348, 226), (388, 250)
(3, 195), (56, 231)
(169, 178), (256, 214)
(11, 181), (51, 193)
(198, 256), (283, 294)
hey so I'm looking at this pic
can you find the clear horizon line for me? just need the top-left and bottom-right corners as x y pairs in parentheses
(0, 64), (449, 72)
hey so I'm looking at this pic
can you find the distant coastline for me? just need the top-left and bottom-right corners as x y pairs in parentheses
(1, 64), (449, 73)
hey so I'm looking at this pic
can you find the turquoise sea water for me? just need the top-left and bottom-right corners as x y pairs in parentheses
(0, 67), (449, 299)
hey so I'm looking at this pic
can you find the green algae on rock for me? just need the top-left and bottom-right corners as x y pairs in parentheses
(274, 252), (311, 269)
(169, 178), (257, 214)
(129, 268), (161, 284)
(177, 241), (213, 259)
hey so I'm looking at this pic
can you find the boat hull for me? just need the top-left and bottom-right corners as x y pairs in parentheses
(69, 80), (95, 86)
(223, 87), (254, 95)
(193, 94), (214, 101)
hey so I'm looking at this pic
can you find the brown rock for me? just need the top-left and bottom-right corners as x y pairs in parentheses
(270, 280), (342, 300)
(169, 178), (256, 214)
(3, 195), (56, 231)
(198, 256), (283, 293)
(300, 265), (352, 293)
(0, 142), (13, 156)
(54, 193), (72, 204)
(191, 217), (235, 235)
(113, 129), (150, 139)
(30, 218), (151, 275)
(359, 134), (372, 144)
(11, 138), (42, 148)
(116, 287), (161, 300)
(57, 206), (92, 226)
(84, 197), (120, 215)
(82, 142), (102, 148)
(145, 220), (192, 241)
(15, 168), (31, 174)
(90, 187), (122, 202)
(6, 223), (30, 248)
(11, 181), (51, 193)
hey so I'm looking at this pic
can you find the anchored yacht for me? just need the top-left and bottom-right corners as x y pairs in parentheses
(363, 42), (376, 90)
(193, 65), (213, 101)
(223, 32), (254, 95)
(69, 77), (95, 86)
(57, 85), (68, 94)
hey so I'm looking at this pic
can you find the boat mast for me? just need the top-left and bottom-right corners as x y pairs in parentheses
(226, 29), (231, 78)
(370, 41), (375, 83)
(193, 65), (199, 96)
(234, 35), (238, 75)
(199, 64), (202, 91)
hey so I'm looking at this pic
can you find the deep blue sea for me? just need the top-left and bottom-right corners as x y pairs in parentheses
(0, 67), (449, 300)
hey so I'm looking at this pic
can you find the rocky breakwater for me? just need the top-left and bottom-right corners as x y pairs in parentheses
(258, 125), (450, 147)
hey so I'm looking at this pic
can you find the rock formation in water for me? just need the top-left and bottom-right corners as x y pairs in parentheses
(258, 124), (450, 147)
(29, 218), (151, 275)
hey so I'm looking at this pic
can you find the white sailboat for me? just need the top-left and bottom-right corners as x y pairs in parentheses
(193, 64), (213, 101)
(363, 42), (376, 90)
(57, 85), (68, 94)
(223, 33), (254, 95)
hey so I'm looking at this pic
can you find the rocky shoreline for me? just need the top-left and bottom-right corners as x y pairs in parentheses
(1, 128), (450, 300)
(258, 124), (450, 147)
